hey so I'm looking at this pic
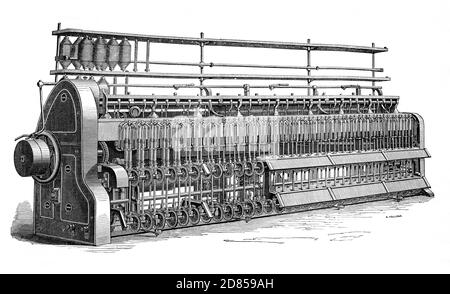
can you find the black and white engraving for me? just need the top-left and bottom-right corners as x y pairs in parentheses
(12, 23), (433, 246)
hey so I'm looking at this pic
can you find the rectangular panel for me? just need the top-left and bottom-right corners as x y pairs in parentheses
(278, 189), (333, 207)
(98, 120), (120, 141)
(383, 149), (430, 161)
(60, 155), (90, 225)
(332, 183), (387, 200)
(265, 156), (332, 170)
(384, 178), (429, 192)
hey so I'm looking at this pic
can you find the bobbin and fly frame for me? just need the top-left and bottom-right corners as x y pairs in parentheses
(12, 23), (432, 245)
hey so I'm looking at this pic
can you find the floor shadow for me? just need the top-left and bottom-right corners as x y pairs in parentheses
(11, 201), (33, 240)
(109, 195), (432, 246)
(10, 201), (72, 245)
(11, 195), (433, 250)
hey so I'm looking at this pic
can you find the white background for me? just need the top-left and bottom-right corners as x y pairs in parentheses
(0, 0), (449, 273)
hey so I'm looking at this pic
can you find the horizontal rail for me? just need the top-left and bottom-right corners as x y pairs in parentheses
(51, 69), (390, 82)
(132, 60), (384, 72)
(112, 185), (261, 204)
(109, 83), (383, 90)
(105, 94), (399, 101)
(53, 28), (387, 54)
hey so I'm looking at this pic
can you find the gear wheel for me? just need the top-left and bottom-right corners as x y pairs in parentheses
(98, 141), (110, 164)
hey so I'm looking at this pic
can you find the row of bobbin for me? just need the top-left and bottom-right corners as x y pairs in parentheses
(58, 36), (131, 71)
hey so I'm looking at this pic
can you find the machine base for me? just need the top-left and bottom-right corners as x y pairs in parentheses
(110, 188), (431, 239)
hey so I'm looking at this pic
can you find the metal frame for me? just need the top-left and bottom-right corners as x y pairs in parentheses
(52, 23), (389, 100)
(12, 24), (432, 246)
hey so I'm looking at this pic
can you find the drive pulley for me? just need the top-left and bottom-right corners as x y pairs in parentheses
(14, 130), (60, 184)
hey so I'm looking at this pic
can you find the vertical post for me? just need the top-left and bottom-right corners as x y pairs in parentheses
(54, 22), (62, 82)
(145, 40), (150, 72)
(199, 32), (205, 96)
(113, 76), (117, 95)
(133, 39), (139, 72)
(372, 43), (375, 95)
(306, 38), (311, 96)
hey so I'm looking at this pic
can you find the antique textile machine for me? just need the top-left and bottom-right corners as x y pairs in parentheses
(13, 24), (433, 245)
